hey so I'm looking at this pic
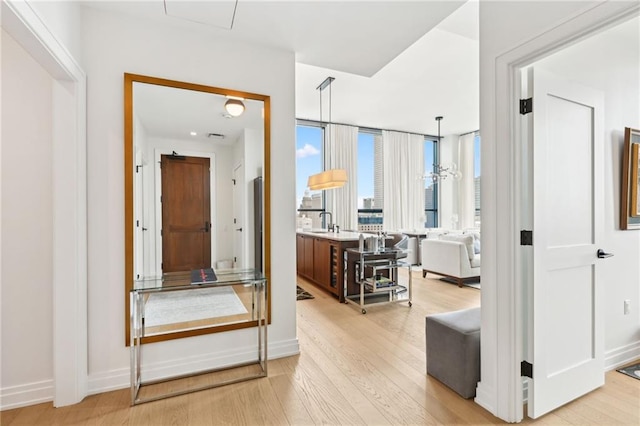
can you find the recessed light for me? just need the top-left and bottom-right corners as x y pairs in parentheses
(190, 131), (197, 136)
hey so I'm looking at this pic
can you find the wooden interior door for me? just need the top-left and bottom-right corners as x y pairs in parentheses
(161, 154), (211, 273)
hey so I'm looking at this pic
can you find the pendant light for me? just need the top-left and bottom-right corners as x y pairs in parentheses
(307, 77), (347, 191)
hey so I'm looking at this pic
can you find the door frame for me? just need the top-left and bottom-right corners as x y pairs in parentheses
(154, 148), (217, 277)
(481, 2), (640, 422)
(1, 1), (88, 407)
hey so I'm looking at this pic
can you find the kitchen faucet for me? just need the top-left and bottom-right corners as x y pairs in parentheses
(318, 211), (335, 232)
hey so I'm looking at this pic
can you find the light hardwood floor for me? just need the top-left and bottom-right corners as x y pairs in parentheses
(2, 269), (639, 425)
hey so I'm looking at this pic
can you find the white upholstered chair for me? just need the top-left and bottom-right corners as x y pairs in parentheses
(421, 234), (480, 287)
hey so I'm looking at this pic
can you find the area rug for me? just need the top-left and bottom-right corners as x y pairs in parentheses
(439, 277), (481, 290)
(144, 286), (247, 327)
(296, 285), (314, 300)
(617, 362), (640, 380)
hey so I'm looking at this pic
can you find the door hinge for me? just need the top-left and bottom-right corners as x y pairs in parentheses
(521, 361), (533, 378)
(234, 256), (237, 263)
(520, 230), (533, 246)
(136, 165), (142, 173)
(160, 229), (163, 237)
(136, 220), (139, 228)
(520, 97), (533, 115)
(232, 179), (236, 185)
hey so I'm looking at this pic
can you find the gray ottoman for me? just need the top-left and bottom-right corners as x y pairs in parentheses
(425, 307), (480, 398)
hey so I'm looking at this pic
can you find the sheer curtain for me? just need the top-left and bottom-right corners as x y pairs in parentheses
(382, 131), (425, 231)
(325, 124), (358, 231)
(458, 133), (476, 229)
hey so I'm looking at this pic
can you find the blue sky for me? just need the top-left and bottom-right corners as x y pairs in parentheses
(296, 125), (480, 208)
(296, 126), (376, 208)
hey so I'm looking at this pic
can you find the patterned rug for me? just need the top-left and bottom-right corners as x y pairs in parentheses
(296, 285), (314, 300)
(617, 362), (640, 380)
(144, 286), (247, 327)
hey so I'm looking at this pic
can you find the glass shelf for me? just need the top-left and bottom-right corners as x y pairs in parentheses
(130, 268), (267, 405)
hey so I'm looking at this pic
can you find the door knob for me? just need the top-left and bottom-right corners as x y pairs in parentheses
(597, 249), (613, 259)
(236, 227), (243, 232)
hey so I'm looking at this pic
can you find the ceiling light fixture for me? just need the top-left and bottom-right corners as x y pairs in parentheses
(307, 76), (347, 191)
(224, 97), (245, 117)
(424, 116), (462, 183)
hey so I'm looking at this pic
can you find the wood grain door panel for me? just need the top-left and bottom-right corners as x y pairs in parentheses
(161, 155), (211, 273)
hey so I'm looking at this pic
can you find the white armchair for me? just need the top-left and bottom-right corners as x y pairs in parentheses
(421, 234), (480, 287)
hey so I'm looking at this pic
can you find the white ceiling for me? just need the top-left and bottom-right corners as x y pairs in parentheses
(86, 0), (479, 137)
(134, 82), (265, 144)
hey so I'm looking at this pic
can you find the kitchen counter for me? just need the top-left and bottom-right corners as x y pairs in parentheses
(296, 230), (362, 241)
(296, 231), (361, 301)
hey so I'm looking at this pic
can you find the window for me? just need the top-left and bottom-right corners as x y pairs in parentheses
(424, 138), (439, 227)
(357, 130), (383, 232)
(474, 134), (481, 226)
(296, 123), (324, 229)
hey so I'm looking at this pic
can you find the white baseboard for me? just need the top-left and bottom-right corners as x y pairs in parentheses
(1, 380), (53, 411)
(87, 337), (301, 396)
(518, 342), (640, 406)
(604, 341), (640, 371)
(474, 381), (496, 415)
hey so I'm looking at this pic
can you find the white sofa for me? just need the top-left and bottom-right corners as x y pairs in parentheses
(421, 234), (480, 287)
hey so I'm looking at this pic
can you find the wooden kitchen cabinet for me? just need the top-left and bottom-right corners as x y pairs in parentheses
(296, 232), (359, 301)
(313, 238), (331, 288)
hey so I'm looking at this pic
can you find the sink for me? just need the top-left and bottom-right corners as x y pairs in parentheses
(310, 229), (329, 233)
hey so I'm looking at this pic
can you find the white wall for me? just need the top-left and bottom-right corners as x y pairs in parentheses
(79, 6), (298, 393)
(535, 16), (640, 367)
(27, 1), (82, 61)
(478, 0), (640, 421)
(1, 29), (54, 404)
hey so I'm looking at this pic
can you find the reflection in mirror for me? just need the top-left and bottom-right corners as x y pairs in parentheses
(621, 127), (640, 229)
(124, 74), (270, 344)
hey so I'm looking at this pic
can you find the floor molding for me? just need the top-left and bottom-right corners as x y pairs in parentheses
(1, 380), (53, 411)
(604, 340), (640, 371)
(87, 338), (300, 396)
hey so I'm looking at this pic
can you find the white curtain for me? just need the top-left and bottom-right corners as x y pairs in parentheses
(382, 131), (425, 231)
(326, 124), (358, 231)
(458, 133), (476, 229)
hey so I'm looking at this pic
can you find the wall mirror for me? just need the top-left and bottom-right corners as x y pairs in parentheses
(124, 73), (270, 344)
(621, 127), (640, 230)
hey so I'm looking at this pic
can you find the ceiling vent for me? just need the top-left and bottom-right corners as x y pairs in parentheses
(163, 0), (238, 30)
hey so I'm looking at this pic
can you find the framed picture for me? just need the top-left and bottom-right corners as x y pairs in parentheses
(632, 142), (640, 217)
(621, 127), (640, 229)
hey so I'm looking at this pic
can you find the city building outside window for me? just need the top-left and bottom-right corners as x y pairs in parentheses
(357, 130), (383, 232)
(296, 124), (325, 229)
(424, 137), (439, 227)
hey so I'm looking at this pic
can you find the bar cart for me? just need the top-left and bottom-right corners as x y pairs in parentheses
(343, 248), (412, 314)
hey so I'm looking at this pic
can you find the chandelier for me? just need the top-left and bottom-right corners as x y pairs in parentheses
(424, 116), (462, 183)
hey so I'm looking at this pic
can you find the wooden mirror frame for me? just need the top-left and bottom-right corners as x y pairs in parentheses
(620, 127), (640, 230)
(124, 73), (271, 344)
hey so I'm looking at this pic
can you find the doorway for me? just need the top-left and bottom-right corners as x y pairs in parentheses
(489, 6), (640, 423)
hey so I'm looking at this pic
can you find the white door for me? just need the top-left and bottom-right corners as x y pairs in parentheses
(134, 149), (145, 280)
(525, 68), (608, 418)
(233, 163), (246, 268)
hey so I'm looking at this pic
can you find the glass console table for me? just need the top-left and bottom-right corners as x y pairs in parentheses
(130, 268), (267, 405)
